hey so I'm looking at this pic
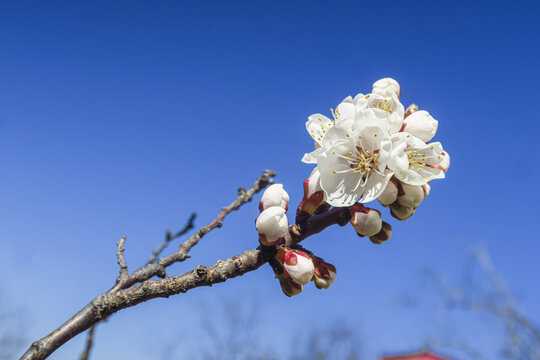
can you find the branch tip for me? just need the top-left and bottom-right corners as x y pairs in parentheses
(116, 236), (128, 278)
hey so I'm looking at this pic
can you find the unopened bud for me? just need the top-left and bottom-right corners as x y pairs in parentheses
(401, 110), (438, 143)
(421, 183), (431, 198)
(298, 168), (326, 215)
(390, 203), (416, 221)
(405, 104), (418, 118)
(259, 184), (290, 212)
(255, 206), (289, 246)
(277, 273), (303, 297)
(349, 204), (382, 237)
(372, 78), (401, 99)
(378, 180), (398, 207)
(370, 222), (392, 244)
(397, 182), (425, 208)
(311, 256), (337, 289)
(283, 250), (315, 286)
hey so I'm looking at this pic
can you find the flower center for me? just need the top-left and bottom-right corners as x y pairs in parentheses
(406, 144), (442, 181)
(331, 136), (386, 193)
(371, 99), (394, 114)
(349, 147), (379, 174)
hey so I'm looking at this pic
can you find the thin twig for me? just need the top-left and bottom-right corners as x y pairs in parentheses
(116, 236), (128, 279)
(79, 213), (198, 360)
(147, 213), (196, 265)
(77, 325), (95, 360)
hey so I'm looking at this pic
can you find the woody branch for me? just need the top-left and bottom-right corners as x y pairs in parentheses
(20, 169), (352, 360)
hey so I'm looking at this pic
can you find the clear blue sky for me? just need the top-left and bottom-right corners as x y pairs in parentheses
(1, 1), (539, 359)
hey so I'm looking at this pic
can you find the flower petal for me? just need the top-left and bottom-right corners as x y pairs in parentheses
(364, 94), (405, 133)
(335, 97), (355, 121)
(360, 171), (393, 203)
(305, 113), (335, 146)
(301, 147), (324, 164)
(317, 143), (364, 207)
(321, 119), (353, 148)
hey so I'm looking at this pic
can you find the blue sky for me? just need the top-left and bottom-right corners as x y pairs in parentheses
(1, 1), (539, 359)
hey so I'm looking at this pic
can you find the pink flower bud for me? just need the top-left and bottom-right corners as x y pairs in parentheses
(311, 256), (337, 289)
(390, 203), (416, 221)
(277, 273), (303, 297)
(377, 180), (398, 207)
(255, 206), (289, 246)
(372, 78), (401, 99)
(259, 184), (290, 212)
(283, 250), (315, 285)
(298, 168), (326, 215)
(396, 182), (425, 208)
(405, 104), (418, 118)
(369, 222), (392, 244)
(400, 110), (438, 143)
(349, 204), (382, 237)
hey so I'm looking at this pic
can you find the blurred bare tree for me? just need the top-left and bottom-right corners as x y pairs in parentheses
(164, 299), (363, 360)
(198, 299), (275, 360)
(420, 247), (540, 360)
(0, 291), (27, 360)
(290, 321), (362, 360)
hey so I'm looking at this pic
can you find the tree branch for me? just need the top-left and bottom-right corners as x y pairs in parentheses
(116, 236), (128, 279)
(20, 169), (352, 360)
(79, 213), (198, 360)
(147, 213), (196, 265)
(289, 207), (351, 245)
(20, 170), (276, 360)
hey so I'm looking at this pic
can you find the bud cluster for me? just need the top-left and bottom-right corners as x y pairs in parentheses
(275, 247), (337, 297)
(376, 179), (424, 221)
(349, 204), (392, 244)
(254, 184), (338, 296)
(255, 184), (290, 246)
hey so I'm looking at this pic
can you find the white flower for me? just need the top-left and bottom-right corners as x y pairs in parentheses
(259, 184), (290, 211)
(302, 85), (404, 164)
(401, 110), (438, 143)
(372, 78), (401, 99)
(255, 206), (289, 246)
(349, 204), (382, 237)
(357, 93), (405, 134)
(314, 118), (394, 206)
(388, 132), (447, 186)
(283, 250), (315, 285)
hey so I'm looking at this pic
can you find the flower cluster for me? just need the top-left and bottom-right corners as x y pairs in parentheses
(302, 78), (449, 217)
(255, 78), (449, 297)
(255, 184), (337, 296)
